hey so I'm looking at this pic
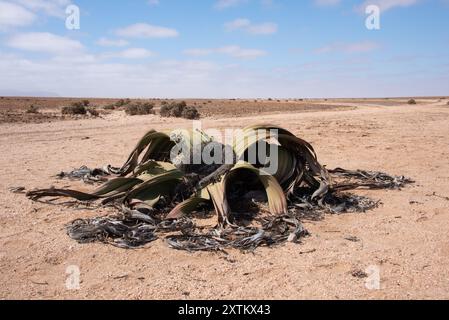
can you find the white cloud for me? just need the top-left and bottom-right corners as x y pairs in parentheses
(314, 0), (341, 6)
(148, 0), (159, 5)
(0, 51), (447, 99)
(96, 37), (129, 47)
(225, 18), (251, 30)
(115, 23), (179, 38)
(315, 41), (380, 54)
(184, 46), (267, 59)
(7, 32), (84, 54)
(224, 18), (278, 35)
(357, 0), (420, 12)
(0, 1), (36, 30)
(215, 0), (248, 9)
(105, 48), (155, 59)
(215, 0), (277, 9)
(247, 23), (278, 35)
(11, 0), (72, 18)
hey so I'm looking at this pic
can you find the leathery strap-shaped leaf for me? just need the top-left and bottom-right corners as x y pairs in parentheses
(225, 162), (288, 216)
(202, 161), (289, 228)
(124, 169), (184, 204)
(232, 125), (327, 195)
(166, 197), (209, 220)
(207, 182), (230, 227)
(26, 177), (143, 201)
(112, 131), (173, 176)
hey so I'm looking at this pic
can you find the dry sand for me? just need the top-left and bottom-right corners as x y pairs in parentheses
(1, 99), (449, 300)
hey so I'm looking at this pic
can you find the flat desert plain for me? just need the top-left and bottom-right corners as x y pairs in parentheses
(1, 98), (449, 299)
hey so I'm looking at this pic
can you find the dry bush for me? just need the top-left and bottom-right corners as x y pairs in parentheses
(160, 101), (185, 117)
(182, 106), (200, 120)
(103, 104), (116, 110)
(26, 105), (39, 114)
(125, 102), (155, 116)
(408, 99), (417, 105)
(160, 101), (200, 119)
(115, 98), (131, 108)
(62, 102), (87, 115)
(87, 107), (100, 117)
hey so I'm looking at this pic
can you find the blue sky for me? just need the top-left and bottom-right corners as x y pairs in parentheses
(0, 0), (448, 98)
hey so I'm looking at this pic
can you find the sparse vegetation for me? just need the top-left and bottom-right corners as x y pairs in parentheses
(62, 102), (87, 115)
(26, 105), (39, 114)
(161, 101), (186, 117)
(125, 102), (155, 116)
(87, 107), (100, 117)
(115, 98), (131, 108)
(160, 101), (200, 119)
(103, 104), (116, 110)
(182, 106), (200, 120)
(408, 99), (417, 105)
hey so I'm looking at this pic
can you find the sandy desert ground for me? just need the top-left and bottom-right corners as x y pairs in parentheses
(1, 98), (449, 300)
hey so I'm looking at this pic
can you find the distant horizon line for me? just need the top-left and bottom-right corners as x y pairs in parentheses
(1, 95), (447, 100)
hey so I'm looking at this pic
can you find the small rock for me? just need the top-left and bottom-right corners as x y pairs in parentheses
(344, 236), (360, 242)
(350, 269), (368, 279)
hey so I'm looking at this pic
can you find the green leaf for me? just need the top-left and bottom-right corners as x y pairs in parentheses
(166, 197), (209, 220)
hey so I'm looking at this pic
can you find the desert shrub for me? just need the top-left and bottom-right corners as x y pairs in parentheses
(82, 99), (90, 107)
(160, 101), (186, 117)
(26, 104), (39, 114)
(408, 99), (417, 105)
(87, 107), (99, 117)
(160, 104), (171, 117)
(125, 102), (155, 116)
(446, 101), (449, 105)
(170, 102), (185, 117)
(115, 98), (131, 108)
(62, 102), (87, 115)
(268, 98), (273, 101)
(182, 106), (200, 120)
(160, 101), (200, 119)
(103, 104), (116, 110)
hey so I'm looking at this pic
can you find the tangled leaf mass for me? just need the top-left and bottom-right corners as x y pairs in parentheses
(26, 125), (413, 252)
